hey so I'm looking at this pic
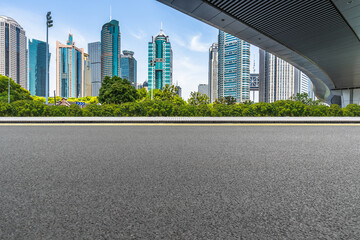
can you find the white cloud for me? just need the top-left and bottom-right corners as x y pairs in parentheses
(189, 34), (210, 52)
(173, 56), (208, 100)
(172, 35), (186, 47)
(130, 30), (146, 40)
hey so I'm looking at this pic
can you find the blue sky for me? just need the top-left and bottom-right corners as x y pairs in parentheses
(0, 0), (259, 99)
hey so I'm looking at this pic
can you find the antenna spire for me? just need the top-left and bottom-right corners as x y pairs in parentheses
(110, 5), (112, 21)
(253, 53), (256, 73)
(161, 22), (163, 31)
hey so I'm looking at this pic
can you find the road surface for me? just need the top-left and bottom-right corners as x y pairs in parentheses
(1, 124), (360, 239)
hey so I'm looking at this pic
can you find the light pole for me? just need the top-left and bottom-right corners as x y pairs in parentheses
(46, 11), (53, 104)
(150, 59), (155, 100)
(7, 74), (10, 103)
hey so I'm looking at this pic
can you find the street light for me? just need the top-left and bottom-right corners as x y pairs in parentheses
(46, 11), (53, 104)
(7, 74), (10, 103)
(150, 59), (155, 100)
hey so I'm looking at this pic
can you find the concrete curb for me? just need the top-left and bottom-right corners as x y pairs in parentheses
(1, 117), (360, 123)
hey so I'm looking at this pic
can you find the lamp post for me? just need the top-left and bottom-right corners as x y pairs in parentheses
(7, 74), (10, 103)
(150, 59), (155, 100)
(46, 11), (53, 104)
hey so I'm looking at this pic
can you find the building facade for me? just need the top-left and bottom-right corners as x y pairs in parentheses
(101, 20), (121, 82)
(84, 53), (91, 97)
(176, 85), (182, 98)
(250, 73), (259, 103)
(300, 72), (317, 100)
(198, 84), (209, 96)
(88, 41), (101, 96)
(208, 43), (218, 103)
(148, 28), (173, 90)
(259, 49), (301, 102)
(28, 39), (48, 96)
(121, 50), (137, 87)
(218, 30), (250, 103)
(0, 16), (27, 89)
(56, 34), (85, 98)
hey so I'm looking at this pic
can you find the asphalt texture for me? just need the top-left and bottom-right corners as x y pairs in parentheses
(1, 125), (360, 239)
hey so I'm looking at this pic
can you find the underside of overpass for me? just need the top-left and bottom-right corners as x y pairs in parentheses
(157, 0), (360, 106)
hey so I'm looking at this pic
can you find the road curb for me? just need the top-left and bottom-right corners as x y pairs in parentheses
(1, 117), (360, 124)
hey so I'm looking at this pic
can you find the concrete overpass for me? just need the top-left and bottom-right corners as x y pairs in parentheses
(157, 0), (360, 106)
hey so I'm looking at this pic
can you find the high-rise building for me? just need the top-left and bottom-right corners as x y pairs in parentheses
(101, 20), (121, 81)
(148, 27), (173, 90)
(250, 73), (259, 103)
(218, 30), (250, 103)
(28, 39), (48, 96)
(56, 34), (85, 98)
(121, 50), (137, 87)
(198, 84), (209, 96)
(176, 85), (182, 98)
(84, 53), (91, 97)
(208, 43), (218, 103)
(300, 72), (317, 100)
(259, 49), (301, 102)
(88, 41), (101, 96)
(0, 16), (27, 89)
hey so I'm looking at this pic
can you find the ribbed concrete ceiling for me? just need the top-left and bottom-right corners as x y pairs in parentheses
(157, 0), (360, 102)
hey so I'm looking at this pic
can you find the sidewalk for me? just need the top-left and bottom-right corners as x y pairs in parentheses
(1, 117), (360, 123)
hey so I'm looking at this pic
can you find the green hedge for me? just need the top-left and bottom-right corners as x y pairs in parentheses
(1, 100), (360, 117)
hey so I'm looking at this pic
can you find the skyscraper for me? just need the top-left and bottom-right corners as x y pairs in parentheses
(88, 41), (101, 96)
(250, 73), (260, 103)
(0, 16), (27, 89)
(121, 50), (137, 87)
(84, 53), (91, 97)
(198, 84), (209, 96)
(56, 34), (85, 98)
(259, 49), (301, 102)
(300, 72), (317, 100)
(208, 43), (218, 103)
(218, 30), (250, 103)
(148, 27), (173, 90)
(28, 39), (48, 96)
(101, 20), (121, 81)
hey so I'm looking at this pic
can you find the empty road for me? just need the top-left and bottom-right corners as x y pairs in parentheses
(1, 124), (360, 239)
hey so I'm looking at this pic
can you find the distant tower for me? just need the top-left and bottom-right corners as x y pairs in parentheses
(56, 34), (85, 98)
(28, 39), (49, 96)
(259, 49), (301, 102)
(0, 16), (27, 89)
(121, 50), (137, 87)
(148, 25), (173, 90)
(218, 30), (250, 103)
(88, 42), (101, 96)
(101, 19), (121, 81)
(208, 43), (218, 103)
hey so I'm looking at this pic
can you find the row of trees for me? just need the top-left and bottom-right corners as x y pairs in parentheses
(1, 75), (360, 117)
(1, 98), (359, 117)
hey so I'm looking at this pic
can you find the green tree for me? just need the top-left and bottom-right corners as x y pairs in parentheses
(98, 76), (139, 104)
(291, 92), (321, 106)
(0, 75), (33, 103)
(188, 91), (209, 105)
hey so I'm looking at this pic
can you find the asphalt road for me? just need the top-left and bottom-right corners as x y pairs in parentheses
(1, 124), (360, 239)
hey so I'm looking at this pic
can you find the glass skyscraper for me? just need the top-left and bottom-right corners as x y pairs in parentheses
(148, 28), (173, 90)
(259, 49), (303, 102)
(28, 39), (48, 96)
(218, 30), (250, 103)
(56, 34), (85, 98)
(208, 43), (218, 103)
(88, 41), (101, 96)
(121, 50), (137, 87)
(101, 20), (121, 82)
(0, 16), (27, 89)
